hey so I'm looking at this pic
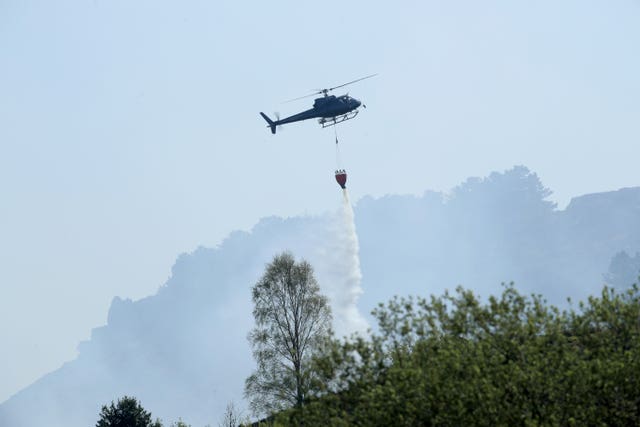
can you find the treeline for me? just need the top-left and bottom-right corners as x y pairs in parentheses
(275, 284), (640, 426)
(96, 254), (640, 426)
(95, 396), (243, 427)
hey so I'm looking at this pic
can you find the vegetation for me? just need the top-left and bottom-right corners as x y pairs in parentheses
(219, 401), (246, 427)
(275, 284), (640, 426)
(96, 396), (162, 427)
(97, 266), (640, 426)
(95, 396), (196, 427)
(245, 252), (333, 415)
(606, 251), (640, 289)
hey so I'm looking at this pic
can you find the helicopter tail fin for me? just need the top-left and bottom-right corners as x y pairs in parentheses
(260, 112), (277, 134)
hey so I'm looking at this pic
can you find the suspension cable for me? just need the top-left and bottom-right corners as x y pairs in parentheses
(334, 125), (342, 170)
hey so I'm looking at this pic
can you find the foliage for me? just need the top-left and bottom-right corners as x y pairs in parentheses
(245, 252), (332, 416)
(277, 284), (640, 426)
(96, 396), (163, 427)
(605, 251), (640, 289)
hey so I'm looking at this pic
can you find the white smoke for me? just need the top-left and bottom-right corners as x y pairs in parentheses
(314, 189), (368, 338)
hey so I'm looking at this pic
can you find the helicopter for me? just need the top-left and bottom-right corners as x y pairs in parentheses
(260, 74), (376, 134)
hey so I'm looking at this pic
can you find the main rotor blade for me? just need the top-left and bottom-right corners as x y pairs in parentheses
(282, 91), (321, 103)
(281, 73), (377, 103)
(326, 73), (378, 92)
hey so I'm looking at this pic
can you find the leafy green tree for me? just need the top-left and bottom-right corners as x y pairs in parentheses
(245, 252), (332, 415)
(96, 396), (163, 427)
(278, 284), (640, 426)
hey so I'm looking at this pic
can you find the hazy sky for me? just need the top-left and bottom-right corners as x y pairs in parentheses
(1, 0), (639, 403)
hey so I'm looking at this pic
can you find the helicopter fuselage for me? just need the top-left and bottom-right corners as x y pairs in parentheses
(280, 95), (360, 123)
(260, 94), (361, 133)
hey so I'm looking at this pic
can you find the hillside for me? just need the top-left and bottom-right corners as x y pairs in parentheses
(1, 166), (639, 426)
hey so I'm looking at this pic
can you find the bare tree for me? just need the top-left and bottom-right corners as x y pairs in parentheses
(218, 401), (241, 427)
(245, 252), (332, 415)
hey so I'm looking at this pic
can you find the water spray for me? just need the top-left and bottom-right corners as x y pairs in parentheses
(322, 126), (367, 336)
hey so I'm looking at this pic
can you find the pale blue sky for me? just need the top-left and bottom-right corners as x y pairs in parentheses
(1, 0), (639, 402)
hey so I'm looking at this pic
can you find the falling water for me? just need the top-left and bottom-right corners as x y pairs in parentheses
(316, 188), (368, 338)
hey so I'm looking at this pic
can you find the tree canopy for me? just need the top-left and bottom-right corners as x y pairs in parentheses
(277, 284), (640, 426)
(96, 396), (162, 427)
(245, 252), (332, 415)
(606, 251), (640, 289)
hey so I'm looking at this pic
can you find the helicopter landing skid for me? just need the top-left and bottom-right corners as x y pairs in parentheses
(318, 110), (359, 128)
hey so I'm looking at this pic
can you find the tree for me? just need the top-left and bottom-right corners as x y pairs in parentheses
(281, 284), (640, 426)
(96, 396), (163, 427)
(245, 252), (332, 415)
(605, 250), (640, 289)
(218, 401), (243, 427)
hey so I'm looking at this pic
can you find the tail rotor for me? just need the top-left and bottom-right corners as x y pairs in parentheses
(274, 112), (283, 132)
